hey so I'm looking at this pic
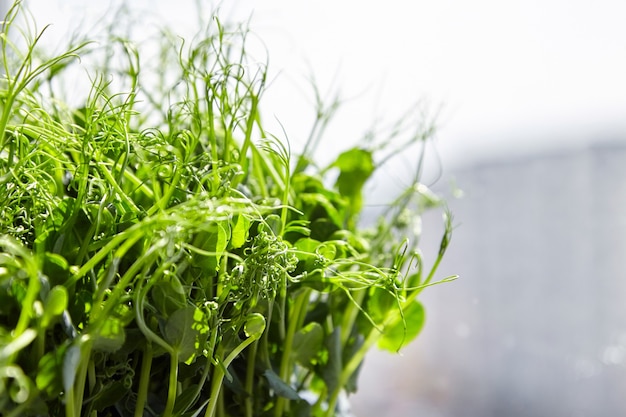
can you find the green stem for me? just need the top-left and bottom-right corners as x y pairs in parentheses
(205, 333), (261, 417)
(274, 289), (310, 417)
(66, 225), (141, 287)
(244, 341), (258, 417)
(0, 94), (16, 148)
(325, 329), (378, 417)
(251, 147), (269, 199)
(207, 90), (220, 194)
(119, 165), (155, 201)
(279, 160), (290, 237)
(217, 390), (225, 417)
(5, 400), (31, 417)
(238, 95), (258, 170)
(65, 382), (76, 417)
(134, 343), (153, 417)
(96, 161), (141, 212)
(14, 258), (40, 337)
(69, 338), (94, 417)
(133, 279), (174, 355)
(163, 351), (179, 417)
(408, 214), (452, 299)
(88, 359), (96, 397)
(340, 289), (367, 347)
(34, 328), (45, 363)
(146, 157), (184, 215)
(204, 356), (226, 417)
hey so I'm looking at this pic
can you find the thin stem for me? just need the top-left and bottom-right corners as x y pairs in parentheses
(325, 328), (379, 417)
(244, 341), (258, 417)
(205, 332), (262, 417)
(340, 289), (367, 347)
(163, 351), (179, 417)
(274, 289), (309, 417)
(96, 161), (141, 213)
(134, 343), (153, 417)
(238, 95), (258, 169)
(65, 382), (76, 417)
(71, 338), (94, 417)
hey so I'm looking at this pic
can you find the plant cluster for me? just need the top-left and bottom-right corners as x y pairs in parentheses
(0, 2), (454, 416)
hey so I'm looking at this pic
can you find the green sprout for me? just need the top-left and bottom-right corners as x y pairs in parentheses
(0, 2), (456, 416)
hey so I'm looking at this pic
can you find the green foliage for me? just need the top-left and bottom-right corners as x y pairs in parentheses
(0, 1), (456, 416)
(330, 148), (375, 228)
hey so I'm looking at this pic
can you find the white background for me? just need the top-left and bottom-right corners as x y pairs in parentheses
(17, 0), (626, 168)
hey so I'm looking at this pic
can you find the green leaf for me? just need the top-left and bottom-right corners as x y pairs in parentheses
(292, 399), (313, 417)
(44, 252), (70, 271)
(294, 238), (320, 261)
(173, 383), (201, 415)
(10, 279), (28, 305)
(243, 313), (266, 339)
(321, 327), (342, 394)
(333, 148), (375, 187)
(378, 301), (426, 352)
(332, 148), (375, 224)
(344, 334), (365, 393)
(164, 307), (209, 363)
(34, 197), (75, 248)
(367, 287), (398, 324)
(151, 275), (187, 317)
(230, 214), (249, 249)
(36, 351), (64, 398)
(262, 368), (300, 400)
(291, 322), (323, 366)
(191, 221), (230, 272)
(309, 218), (340, 242)
(42, 253), (69, 286)
(300, 193), (345, 228)
(91, 381), (129, 411)
(41, 286), (68, 328)
(93, 316), (126, 353)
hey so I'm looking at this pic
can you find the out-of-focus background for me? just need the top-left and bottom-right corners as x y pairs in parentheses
(6, 0), (626, 415)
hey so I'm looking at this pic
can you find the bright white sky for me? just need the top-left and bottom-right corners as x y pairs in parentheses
(20, 0), (626, 167)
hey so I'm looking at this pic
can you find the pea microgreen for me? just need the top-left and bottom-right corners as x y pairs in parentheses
(0, 2), (456, 416)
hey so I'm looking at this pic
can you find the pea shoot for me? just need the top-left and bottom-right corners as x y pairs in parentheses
(0, 2), (455, 416)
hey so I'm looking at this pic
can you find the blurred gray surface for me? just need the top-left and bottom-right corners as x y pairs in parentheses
(352, 141), (626, 416)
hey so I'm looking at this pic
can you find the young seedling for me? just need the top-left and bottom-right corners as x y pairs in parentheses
(0, 2), (456, 416)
